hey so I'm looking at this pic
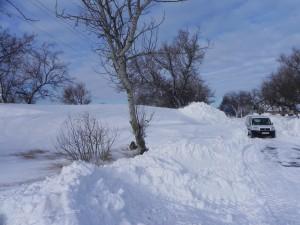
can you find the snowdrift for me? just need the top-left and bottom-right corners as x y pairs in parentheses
(1, 103), (300, 225)
(179, 102), (228, 124)
(0, 103), (255, 225)
(270, 115), (300, 137)
(1, 136), (259, 225)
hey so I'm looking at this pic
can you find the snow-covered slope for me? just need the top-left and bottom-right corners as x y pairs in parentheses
(0, 103), (300, 225)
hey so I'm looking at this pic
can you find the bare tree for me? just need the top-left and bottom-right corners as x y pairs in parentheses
(56, 113), (118, 165)
(261, 70), (299, 114)
(56, 0), (187, 154)
(17, 44), (70, 104)
(130, 30), (212, 108)
(261, 48), (300, 115)
(156, 30), (211, 107)
(63, 82), (92, 105)
(0, 29), (34, 103)
(129, 54), (169, 106)
(0, 28), (70, 104)
(219, 91), (254, 117)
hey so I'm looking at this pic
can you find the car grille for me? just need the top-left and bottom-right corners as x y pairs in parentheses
(260, 128), (270, 131)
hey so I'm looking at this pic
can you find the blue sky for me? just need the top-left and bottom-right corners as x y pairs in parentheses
(2, 0), (300, 105)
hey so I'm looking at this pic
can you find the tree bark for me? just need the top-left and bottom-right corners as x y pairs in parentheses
(118, 58), (147, 154)
(127, 90), (147, 154)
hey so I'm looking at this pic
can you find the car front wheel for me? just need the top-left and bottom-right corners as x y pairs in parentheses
(271, 132), (276, 138)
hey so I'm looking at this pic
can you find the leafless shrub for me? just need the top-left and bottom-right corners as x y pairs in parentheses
(62, 82), (91, 105)
(56, 113), (118, 165)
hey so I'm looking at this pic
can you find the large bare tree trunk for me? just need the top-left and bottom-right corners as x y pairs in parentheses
(118, 58), (147, 154)
(127, 90), (147, 154)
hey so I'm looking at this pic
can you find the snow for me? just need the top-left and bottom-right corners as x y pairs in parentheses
(0, 102), (300, 225)
(179, 102), (227, 124)
(268, 114), (300, 137)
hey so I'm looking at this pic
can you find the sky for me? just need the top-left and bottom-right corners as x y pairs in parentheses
(1, 0), (300, 105)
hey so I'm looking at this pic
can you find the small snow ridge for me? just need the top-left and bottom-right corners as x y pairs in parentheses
(179, 102), (227, 123)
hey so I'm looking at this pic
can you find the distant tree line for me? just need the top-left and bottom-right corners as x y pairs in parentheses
(0, 28), (91, 104)
(219, 49), (300, 117)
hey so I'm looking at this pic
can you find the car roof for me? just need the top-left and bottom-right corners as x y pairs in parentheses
(247, 115), (270, 119)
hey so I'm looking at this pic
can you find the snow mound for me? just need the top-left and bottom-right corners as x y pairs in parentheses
(0, 136), (257, 225)
(179, 102), (227, 123)
(271, 115), (300, 137)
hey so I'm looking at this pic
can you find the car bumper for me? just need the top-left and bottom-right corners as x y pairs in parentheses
(252, 130), (275, 137)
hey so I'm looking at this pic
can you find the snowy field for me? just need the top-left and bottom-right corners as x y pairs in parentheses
(0, 103), (300, 225)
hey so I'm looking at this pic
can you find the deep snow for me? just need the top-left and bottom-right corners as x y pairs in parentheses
(0, 103), (300, 225)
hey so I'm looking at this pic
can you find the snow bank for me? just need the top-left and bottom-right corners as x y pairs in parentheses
(0, 103), (260, 225)
(0, 111), (260, 225)
(2, 103), (300, 225)
(270, 115), (300, 137)
(179, 102), (228, 124)
(0, 137), (257, 225)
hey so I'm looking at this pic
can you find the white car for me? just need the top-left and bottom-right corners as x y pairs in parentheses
(245, 115), (276, 138)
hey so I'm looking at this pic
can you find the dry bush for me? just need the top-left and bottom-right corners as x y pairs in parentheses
(62, 82), (91, 105)
(56, 113), (117, 165)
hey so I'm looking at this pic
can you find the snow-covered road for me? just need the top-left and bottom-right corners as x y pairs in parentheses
(243, 138), (300, 225)
(0, 103), (300, 225)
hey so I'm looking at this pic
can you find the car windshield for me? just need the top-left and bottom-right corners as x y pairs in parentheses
(252, 118), (272, 125)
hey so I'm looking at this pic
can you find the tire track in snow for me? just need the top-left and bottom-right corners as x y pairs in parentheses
(177, 134), (275, 224)
(242, 140), (300, 224)
(242, 143), (279, 224)
(248, 139), (300, 225)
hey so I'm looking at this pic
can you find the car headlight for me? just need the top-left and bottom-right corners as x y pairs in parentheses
(252, 126), (260, 130)
(271, 126), (275, 131)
